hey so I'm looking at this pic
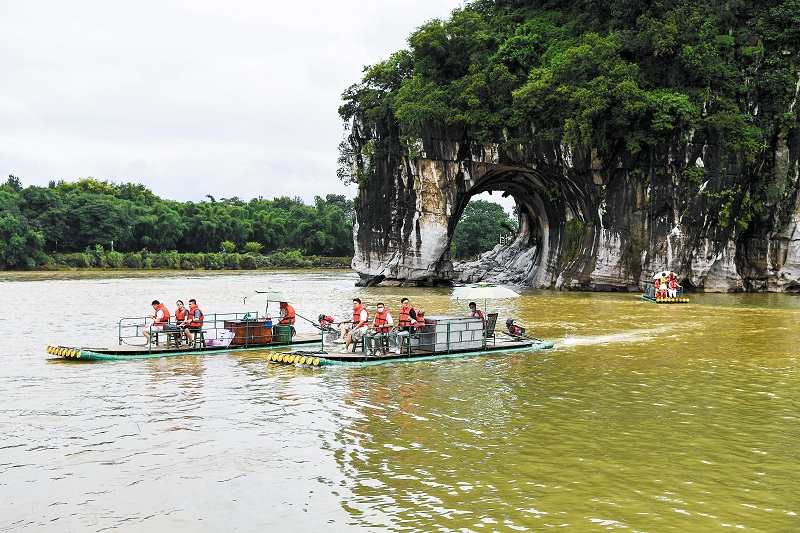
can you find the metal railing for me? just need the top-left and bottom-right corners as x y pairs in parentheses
(391, 320), (487, 357)
(118, 311), (285, 351)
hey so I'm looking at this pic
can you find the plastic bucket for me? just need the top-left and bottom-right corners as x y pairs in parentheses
(273, 325), (292, 344)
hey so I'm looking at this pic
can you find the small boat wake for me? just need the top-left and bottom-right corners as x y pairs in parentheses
(560, 326), (670, 347)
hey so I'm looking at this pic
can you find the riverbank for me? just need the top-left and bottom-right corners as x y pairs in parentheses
(31, 250), (352, 271)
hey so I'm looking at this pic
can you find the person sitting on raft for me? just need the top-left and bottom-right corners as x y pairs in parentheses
(668, 278), (680, 298)
(173, 300), (189, 346)
(143, 299), (170, 346)
(654, 278), (667, 299)
(335, 298), (369, 353)
(278, 301), (295, 325)
(468, 301), (486, 326)
(389, 297), (421, 354)
(183, 298), (204, 347)
(366, 302), (394, 356)
(318, 313), (337, 344)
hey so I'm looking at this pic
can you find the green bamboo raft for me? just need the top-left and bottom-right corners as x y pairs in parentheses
(47, 311), (553, 366)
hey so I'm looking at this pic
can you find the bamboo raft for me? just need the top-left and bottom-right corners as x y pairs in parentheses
(46, 313), (553, 366)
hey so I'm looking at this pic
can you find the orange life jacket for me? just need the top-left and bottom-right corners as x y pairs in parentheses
(471, 309), (484, 319)
(352, 304), (369, 326)
(187, 304), (204, 327)
(154, 303), (170, 326)
(279, 303), (295, 325)
(373, 308), (391, 333)
(398, 305), (418, 327)
(175, 307), (188, 323)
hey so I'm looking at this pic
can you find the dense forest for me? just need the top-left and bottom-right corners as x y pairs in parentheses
(0, 176), (355, 269)
(450, 200), (516, 260)
(340, 0), (798, 188)
(0, 175), (518, 270)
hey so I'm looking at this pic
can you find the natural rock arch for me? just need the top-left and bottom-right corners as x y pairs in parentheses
(347, 117), (800, 292)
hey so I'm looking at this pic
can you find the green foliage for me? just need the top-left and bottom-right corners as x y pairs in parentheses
(123, 252), (143, 269)
(562, 218), (587, 264)
(0, 211), (46, 269)
(50, 248), (325, 271)
(338, 139), (377, 185)
(106, 251), (125, 268)
(61, 253), (92, 268)
(707, 111), (768, 163)
(698, 186), (749, 228)
(204, 253), (225, 270)
(0, 177), (355, 270)
(450, 200), (516, 260)
(243, 241), (263, 254)
(265, 249), (314, 268)
(682, 166), (709, 185)
(241, 254), (257, 269)
(223, 253), (242, 269)
(648, 90), (697, 133)
(339, 0), (799, 166)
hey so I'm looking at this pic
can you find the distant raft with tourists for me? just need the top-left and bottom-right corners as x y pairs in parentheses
(46, 287), (554, 366)
(642, 270), (689, 303)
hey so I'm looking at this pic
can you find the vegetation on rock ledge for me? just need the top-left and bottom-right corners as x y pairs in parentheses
(341, 0), (798, 158)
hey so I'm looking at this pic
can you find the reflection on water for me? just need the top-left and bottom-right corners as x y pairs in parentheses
(1, 271), (798, 531)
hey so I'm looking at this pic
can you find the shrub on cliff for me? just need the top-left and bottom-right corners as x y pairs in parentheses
(340, 0), (799, 163)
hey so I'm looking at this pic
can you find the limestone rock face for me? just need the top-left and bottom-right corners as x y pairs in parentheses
(348, 115), (800, 292)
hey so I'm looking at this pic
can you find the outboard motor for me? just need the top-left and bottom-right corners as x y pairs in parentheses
(506, 318), (525, 337)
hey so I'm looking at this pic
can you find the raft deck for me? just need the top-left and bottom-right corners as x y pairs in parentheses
(47, 333), (323, 360)
(293, 336), (550, 366)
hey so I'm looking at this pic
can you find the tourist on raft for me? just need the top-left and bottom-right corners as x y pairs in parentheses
(143, 299), (170, 345)
(366, 302), (394, 356)
(667, 278), (680, 298)
(654, 271), (681, 299)
(389, 297), (424, 354)
(335, 298), (369, 353)
(183, 298), (204, 347)
(173, 300), (189, 346)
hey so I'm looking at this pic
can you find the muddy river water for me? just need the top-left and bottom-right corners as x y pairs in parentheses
(1, 270), (798, 531)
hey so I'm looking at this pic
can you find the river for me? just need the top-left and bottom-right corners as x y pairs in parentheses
(1, 270), (798, 532)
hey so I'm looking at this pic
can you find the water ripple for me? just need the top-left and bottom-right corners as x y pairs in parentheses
(1, 273), (799, 531)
